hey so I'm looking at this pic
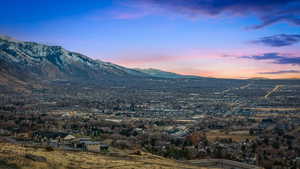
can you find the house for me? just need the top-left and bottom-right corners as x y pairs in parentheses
(64, 134), (76, 141)
(81, 141), (109, 152)
(259, 119), (274, 129)
(0, 129), (11, 136)
(295, 157), (300, 168)
(32, 131), (69, 143)
(83, 141), (101, 152)
(72, 138), (92, 149)
(72, 138), (109, 152)
(249, 128), (263, 135)
(100, 144), (109, 151)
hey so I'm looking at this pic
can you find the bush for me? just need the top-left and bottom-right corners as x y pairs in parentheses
(45, 146), (54, 152)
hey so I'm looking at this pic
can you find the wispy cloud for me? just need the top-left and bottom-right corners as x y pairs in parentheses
(240, 53), (300, 65)
(128, 0), (300, 29)
(252, 34), (300, 47)
(259, 70), (300, 74)
(112, 12), (148, 20)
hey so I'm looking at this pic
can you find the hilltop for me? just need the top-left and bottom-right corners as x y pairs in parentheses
(0, 142), (216, 169)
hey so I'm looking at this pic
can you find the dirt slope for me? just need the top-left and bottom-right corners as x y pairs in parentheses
(0, 142), (217, 169)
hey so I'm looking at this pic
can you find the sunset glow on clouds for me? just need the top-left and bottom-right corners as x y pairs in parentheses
(0, 0), (300, 79)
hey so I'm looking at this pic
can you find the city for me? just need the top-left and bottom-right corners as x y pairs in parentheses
(1, 0), (300, 169)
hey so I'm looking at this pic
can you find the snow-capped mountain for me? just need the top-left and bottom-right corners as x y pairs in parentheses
(0, 35), (148, 82)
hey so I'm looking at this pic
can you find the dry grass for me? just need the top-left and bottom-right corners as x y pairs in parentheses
(246, 107), (300, 111)
(0, 142), (215, 169)
(251, 112), (300, 120)
(206, 130), (255, 142)
(0, 72), (31, 94)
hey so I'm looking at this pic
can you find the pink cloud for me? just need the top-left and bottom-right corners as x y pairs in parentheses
(103, 48), (300, 79)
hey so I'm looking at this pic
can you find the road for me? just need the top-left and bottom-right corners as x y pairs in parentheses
(188, 159), (263, 169)
(264, 85), (284, 99)
(222, 83), (251, 94)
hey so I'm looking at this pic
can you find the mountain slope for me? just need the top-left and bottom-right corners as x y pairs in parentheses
(0, 35), (148, 82)
(135, 68), (199, 79)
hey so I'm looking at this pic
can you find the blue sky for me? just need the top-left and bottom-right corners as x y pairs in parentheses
(1, 0), (300, 78)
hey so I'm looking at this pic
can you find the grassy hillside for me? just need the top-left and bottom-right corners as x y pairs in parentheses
(0, 142), (217, 169)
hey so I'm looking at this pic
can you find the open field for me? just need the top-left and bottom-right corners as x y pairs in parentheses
(206, 130), (256, 142)
(0, 142), (216, 169)
(245, 107), (300, 111)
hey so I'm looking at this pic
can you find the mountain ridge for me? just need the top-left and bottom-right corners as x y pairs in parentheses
(0, 35), (152, 83)
(0, 35), (206, 84)
(135, 68), (200, 79)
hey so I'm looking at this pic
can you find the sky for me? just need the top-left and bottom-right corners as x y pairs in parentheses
(0, 0), (300, 79)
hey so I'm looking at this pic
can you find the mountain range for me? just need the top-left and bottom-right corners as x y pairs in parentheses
(0, 35), (198, 86)
(134, 68), (199, 79)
